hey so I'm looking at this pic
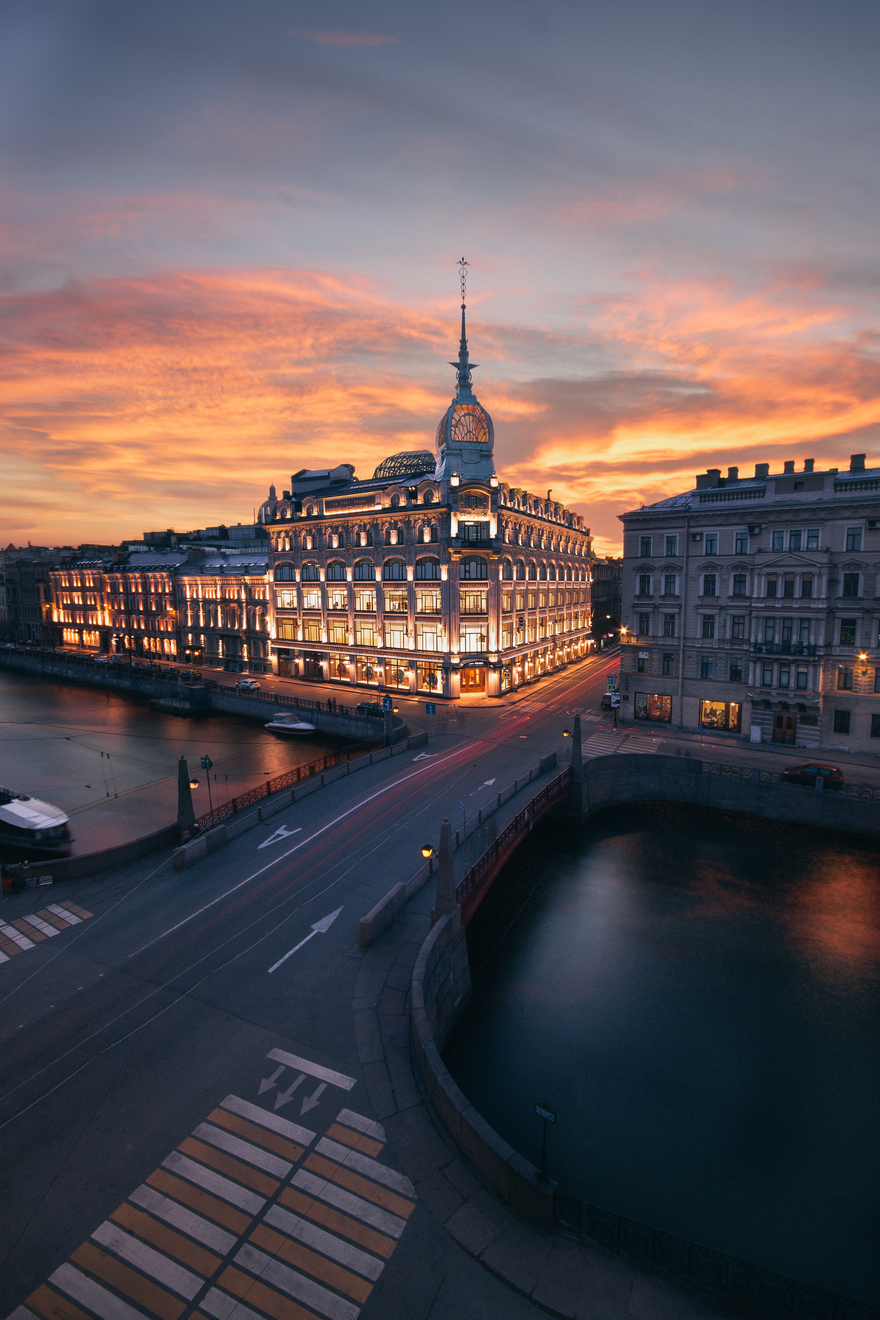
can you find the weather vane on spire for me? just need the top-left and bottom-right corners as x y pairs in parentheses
(458, 256), (469, 308)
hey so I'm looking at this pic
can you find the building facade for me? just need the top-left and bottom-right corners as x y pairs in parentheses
(51, 553), (185, 657)
(590, 556), (622, 647)
(261, 308), (592, 698)
(176, 552), (271, 672)
(619, 455), (880, 753)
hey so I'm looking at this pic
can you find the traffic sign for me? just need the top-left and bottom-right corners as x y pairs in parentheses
(200, 755), (213, 770)
(535, 1104), (556, 1123)
(425, 703), (436, 715)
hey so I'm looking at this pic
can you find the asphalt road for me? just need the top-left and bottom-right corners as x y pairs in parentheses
(0, 651), (623, 1320)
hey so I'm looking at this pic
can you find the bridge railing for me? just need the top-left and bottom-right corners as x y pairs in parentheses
(700, 760), (880, 801)
(554, 1193), (877, 1320)
(193, 739), (384, 830)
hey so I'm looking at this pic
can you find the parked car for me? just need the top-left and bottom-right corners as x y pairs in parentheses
(235, 678), (261, 691)
(782, 764), (844, 791)
(600, 692), (613, 709)
(356, 701), (384, 717)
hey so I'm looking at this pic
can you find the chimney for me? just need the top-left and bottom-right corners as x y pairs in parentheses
(850, 454), (866, 471)
(803, 459), (814, 473)
(783, 460), (795, 474)
(695, 474), (710, 489)
(727, 466), (739, 481)
(755, 463), (769, 479)
(706, 468), (721, 486)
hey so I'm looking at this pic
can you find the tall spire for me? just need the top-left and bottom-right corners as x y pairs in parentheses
(449, 256), (478, 398)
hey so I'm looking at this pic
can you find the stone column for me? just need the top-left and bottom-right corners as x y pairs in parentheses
(177, 756), (196, 838)
(431, 817), (458, 926)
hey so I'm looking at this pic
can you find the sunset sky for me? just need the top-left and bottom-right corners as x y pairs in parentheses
(2, 1), (879, 554)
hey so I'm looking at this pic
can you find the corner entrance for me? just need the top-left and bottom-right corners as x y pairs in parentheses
(460, 665), (486, 693)
(773, 712), (797, 744)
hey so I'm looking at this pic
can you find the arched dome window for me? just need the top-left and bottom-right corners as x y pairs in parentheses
(326, 561), (346, 581)
(390, 494), (401, 509)
(301, 562), (320, 581)
(415, 557), (440, 580)
(422, 490), (433, 505)
(280, 506), (291, 520)
(461, 556), (487, 580)
(275, 562), (295, 582)
(382, 559), (406, 581)
(528, 562), (537, 581)
(305, 505), (315, 517)
(501, 559), (513, 580)
(353, 559), (375, 581)
(515, 559), (525, 580)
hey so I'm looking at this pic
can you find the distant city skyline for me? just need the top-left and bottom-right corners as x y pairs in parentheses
(2, 0), (878, 554)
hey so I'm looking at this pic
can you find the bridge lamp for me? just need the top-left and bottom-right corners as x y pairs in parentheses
(421, 844), (434, 859)
(562, 729), (571, 737)
(189, 776), (200, 789)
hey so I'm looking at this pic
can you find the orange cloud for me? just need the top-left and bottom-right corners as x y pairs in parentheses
(1, 264), (878, 556)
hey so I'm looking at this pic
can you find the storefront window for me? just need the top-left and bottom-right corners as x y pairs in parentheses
(356, 659), (378, 685)
(634, 693), (672, 722)
(416, 662), (440, 691)
(700, 700), (741, 732)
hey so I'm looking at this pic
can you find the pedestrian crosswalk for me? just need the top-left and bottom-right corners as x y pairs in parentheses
(0, 901), (92, 964)
(582, 730), (663, 759)
(9, 1077), (414, 1320)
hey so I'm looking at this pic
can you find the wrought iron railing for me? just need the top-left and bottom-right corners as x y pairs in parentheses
(554, 1194), (877, 1320)
(193, 739), (385, 830)
(753, 643), (817, 656)
(700, 761), (880, 801)
(203, 680), (384, 719)
(456, 768), (572, 906)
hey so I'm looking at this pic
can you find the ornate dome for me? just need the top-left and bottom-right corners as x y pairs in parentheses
(372, 450), (437, 481)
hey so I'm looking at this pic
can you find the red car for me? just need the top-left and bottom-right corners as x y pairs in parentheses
(781, 764), (844, 790)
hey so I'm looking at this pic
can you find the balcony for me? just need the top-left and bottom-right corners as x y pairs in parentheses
(752, 642), (816, 656)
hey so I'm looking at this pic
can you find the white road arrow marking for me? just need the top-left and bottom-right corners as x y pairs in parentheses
(258, 1064), (285, 1096)
(274, 1073), (307, 1110)
(300, 1082), (327, 1115)
(258, 825), (302, 850)
(412, 752), (433, 761)
(267, 907), (344, 974)
(482, 778), (496, 786)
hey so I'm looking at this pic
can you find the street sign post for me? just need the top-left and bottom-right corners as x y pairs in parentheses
(200, 755), (214, 816)
(425, 703), (436, 715)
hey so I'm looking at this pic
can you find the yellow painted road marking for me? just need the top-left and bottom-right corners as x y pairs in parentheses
(278, 1187), (396, 1259)
(37, 909), (73, 931)
(69, 1242), (185, 1320)
(177, 1137), (280, 1197)
(249, 1222), (372, 1305)
(24, 1285), (93, 1320)
(145, 1170), (251, 1235)
(303, 1155), (414, 1219)
(59, 901), (93, 918)
(215, 1267), (320, 1320)
(324, 1125), (382, 1160)
(110, 1202), (222, 1276)
(207, 1108), (305, 1164)
(11, 920), (45, 942)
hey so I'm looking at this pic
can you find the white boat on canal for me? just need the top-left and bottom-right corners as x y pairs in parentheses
(0, 786), (71, 853)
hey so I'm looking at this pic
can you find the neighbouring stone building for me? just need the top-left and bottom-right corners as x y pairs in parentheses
(259, 303), (593, 699)
(619, 455), (880, 753)
(176, 552), (271, 673)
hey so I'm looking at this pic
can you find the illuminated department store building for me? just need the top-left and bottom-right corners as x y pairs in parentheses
(260, 309), (593, 699)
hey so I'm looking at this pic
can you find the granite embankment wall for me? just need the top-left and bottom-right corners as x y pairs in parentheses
(412, 751), (880, 1233)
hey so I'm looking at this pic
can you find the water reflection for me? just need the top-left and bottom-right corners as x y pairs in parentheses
(0, 671), (341, 857)
(444, 804), (880, 1304)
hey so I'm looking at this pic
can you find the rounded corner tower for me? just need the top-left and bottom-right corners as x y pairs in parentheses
(434, 292), (496, 484)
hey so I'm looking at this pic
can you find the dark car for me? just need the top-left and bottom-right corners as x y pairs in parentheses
(782, 764), (844, 790)
(356, 701), (384, 717)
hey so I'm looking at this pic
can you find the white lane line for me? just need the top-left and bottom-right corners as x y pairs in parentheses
(219, 1094), (315, 1146)
(192, 1123), (292, 1178)
(266, 907), (342, 975)
(91, 1221), (203, 1299)
(315, 1137), (414, 1196)
(161, 1151), (266, 1214)
(47, 903), (81, 924)
(0, 923), (35, 950)
(129, 1184), (237, 1254)
(264, 1203), (384, 1281)
(234, 1243), (359, 1320)
(292, 1168), (406, 1239)
(267, 1049), (356, 1092)
(201, 1287), (266, 1320)
(49, 1264), (145, 1320)
(335, 1109), (385, 1142)
(0, 950), (9, 964)
(128, 740), (472, 957)
(8, 1307), (39, 1320)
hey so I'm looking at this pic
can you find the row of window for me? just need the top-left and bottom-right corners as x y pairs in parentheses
(637, 527), (864, 557)
(275, 557), (588, 584)
(638, 571), (830, 598)
(635, 612), (874, 646)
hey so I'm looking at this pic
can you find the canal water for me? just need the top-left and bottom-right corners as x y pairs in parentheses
(443, 804), (880, 1305)
(0, 670), (342, 858)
